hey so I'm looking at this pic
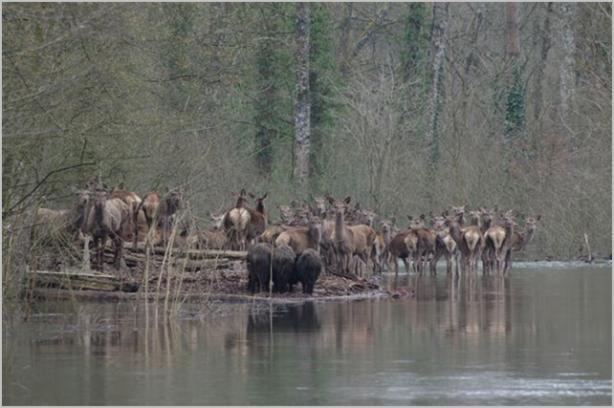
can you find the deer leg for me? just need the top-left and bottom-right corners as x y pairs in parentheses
(97, 236), (105, 272)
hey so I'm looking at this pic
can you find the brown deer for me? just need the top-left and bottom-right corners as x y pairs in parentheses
(274, 215), (322, 256)
(326, 195), (376, 277)
(373, 218), (394, 274)
(311, 196), (328, 218)
(406, 215), (436, 274)
(431, 214), (458, 275)
(446, 214), (484, 275)
(482, 209), (513, 275)
(223, 189), (251, 250)
(133, 191), (159, 248)
(81, 189), (131, 271)
(191, 213), (228, 249)
(387, 229), (418, 276)
(504, 214), (540, 273)
(246, 192), (268, 244)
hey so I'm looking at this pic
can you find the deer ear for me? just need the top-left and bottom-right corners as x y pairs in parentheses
(261, 192), (268, 200)
(344, 196), (351, 204)
(535, 214), (542, 221)
(420, 214), (426, 220)
(326, 196), (335, 206)
(406, 215), (413, 221)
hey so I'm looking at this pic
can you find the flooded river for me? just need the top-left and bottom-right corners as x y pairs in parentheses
(3, 264), (612, 405)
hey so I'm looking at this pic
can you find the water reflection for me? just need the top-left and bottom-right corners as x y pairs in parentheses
(3, 267), (612, 405)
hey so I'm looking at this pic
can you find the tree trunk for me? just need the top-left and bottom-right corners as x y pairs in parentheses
(293, 2), (311, 193)
(425, 2), (449, 163)
(338, 3), (353, 76)
(533, 2), (553, 122)
(557, 2), (576, 130)
(505, 2), (520, 57)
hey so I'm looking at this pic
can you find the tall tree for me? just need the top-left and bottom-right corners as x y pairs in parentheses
(293, 3), (311, 193)
(557, 2), (576, 134)
(425, 2), (449, 164)
(504, 2), (525, 143)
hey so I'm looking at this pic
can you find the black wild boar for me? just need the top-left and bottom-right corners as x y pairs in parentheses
(295, 249), (322, 295)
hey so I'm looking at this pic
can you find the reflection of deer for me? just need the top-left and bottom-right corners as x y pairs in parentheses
(504, 215), (540, 273)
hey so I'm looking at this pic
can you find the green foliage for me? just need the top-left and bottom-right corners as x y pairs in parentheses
(401, 3), (429, 83)
(309, 4), (341, 191)
(505, 65), (526, 142)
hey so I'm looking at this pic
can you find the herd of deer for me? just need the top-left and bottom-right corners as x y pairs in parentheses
(196, 189), (540, 278)
(35, 179), (540, 279)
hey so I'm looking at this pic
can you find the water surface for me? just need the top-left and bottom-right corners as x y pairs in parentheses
(3, 265), (612, 405)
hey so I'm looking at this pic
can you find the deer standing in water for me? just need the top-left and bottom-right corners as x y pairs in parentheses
(407, 215), (436, 274)
(387, 228), (418, 276)
(504, 215), (540, 274)
(373, 218), (394, 274)
(482, 209), (514, 275)
(446, 211), (483, 275)
(430, 214), (458, 275)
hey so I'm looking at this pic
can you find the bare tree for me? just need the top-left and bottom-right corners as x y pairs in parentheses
(293, 2), (311, 194)
(425, 2), (449, 163)
(557, 2), (576, 131)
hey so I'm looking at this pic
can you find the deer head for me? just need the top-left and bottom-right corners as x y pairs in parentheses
(311, 196), (327, 217)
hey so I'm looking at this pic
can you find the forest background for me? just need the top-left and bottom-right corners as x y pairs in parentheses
(2, 2), (611, 266)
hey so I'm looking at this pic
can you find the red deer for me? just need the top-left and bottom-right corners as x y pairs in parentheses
(373, 218), (394, 274)
(259, 224), (287, 244)
(246, 192), (268, 244)
(431, 214), (458, 275)
(387, 229), (418, 276)
(274, 215), (322, 256)
(406, 215), (436, 274)
(110, 188), (141, 241)
(326, 195), (376, 277)
(310, 196), (328, 218)
(81, 189), (131, 271)
(504, 215), (540, 273)
(446, 214), (484, 275)
(482, 209), (513, 274)
(223, 189), (251, 250)
(133, 191), (160, 248)
(278, 205), (296, 225)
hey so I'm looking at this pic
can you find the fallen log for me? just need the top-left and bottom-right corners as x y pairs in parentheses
(27, 270), (138, 292)
(125, 242), (246, 260)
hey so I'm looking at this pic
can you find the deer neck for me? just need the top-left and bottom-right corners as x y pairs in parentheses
(383, 228), (391, 245)
(335, 211), (345, 243)
(522, 225), (536, 247)
(94, 198), (105, 227)
(449, 223), (463, 243)
(481, 218), (492, 234)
